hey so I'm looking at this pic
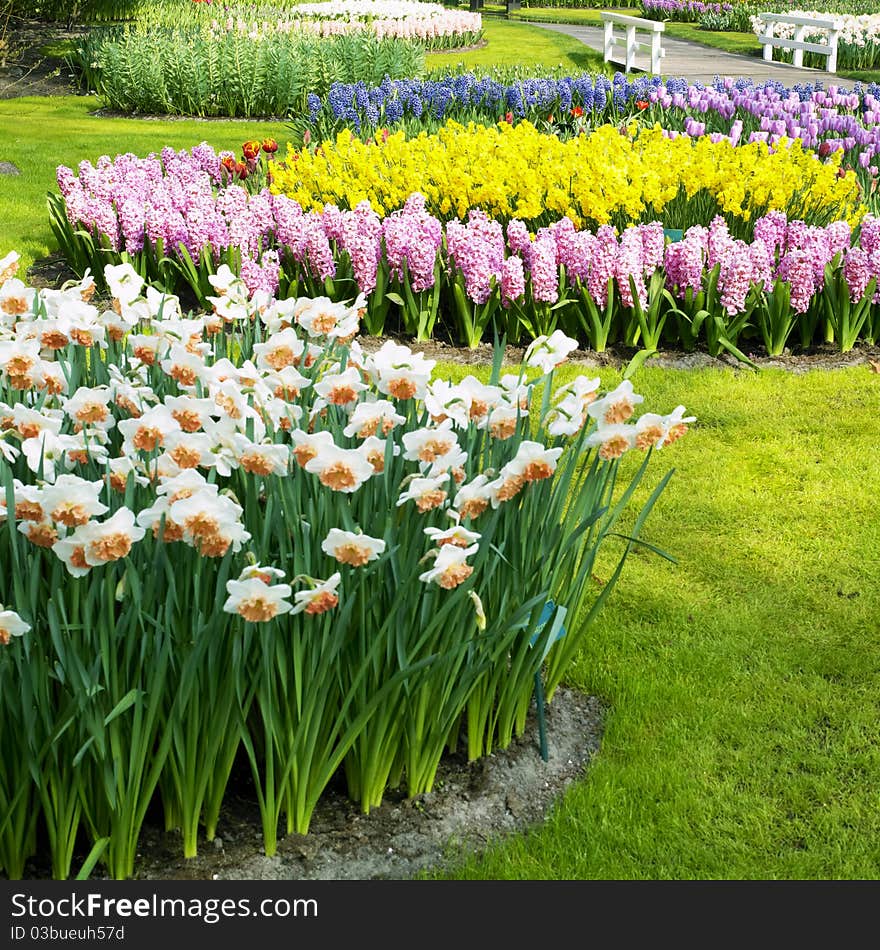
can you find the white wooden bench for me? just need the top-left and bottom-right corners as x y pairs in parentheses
(601, 13), (665, 76)
(757, 13), (840, 73)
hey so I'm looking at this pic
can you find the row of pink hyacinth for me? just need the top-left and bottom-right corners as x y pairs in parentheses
(55, 146), (880, 319)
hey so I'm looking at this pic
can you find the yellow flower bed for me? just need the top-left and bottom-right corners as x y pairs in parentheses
(269, 120), (862, 228)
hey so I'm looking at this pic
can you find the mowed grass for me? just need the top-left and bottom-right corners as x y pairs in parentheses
(0, 96), (288, 276)
(427, 17), (607, 74)
(428, 361), (880, 879)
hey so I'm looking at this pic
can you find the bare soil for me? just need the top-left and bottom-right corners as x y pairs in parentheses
(0, 17), (85, 99)
(356, 333), (880, 374)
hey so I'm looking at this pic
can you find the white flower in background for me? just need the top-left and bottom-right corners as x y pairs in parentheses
(587, 379), (644, 426)
(43, 474), (108, 527)
(402, 418), (458, 463)
(169, 489), (251, 557)
(297, 296), (355, 339)
(146, 286), (182, 320)
(524, 330), (579, 374)
(585, 423), (637, 460)
(253, 327), (306, 372)
(234, 438), (291, 477)
(421, 444), (468, 481)
(555, 374), (601, 407)
(0, 250), (20, 283)
(104, 262), (144, 307)
(291, 572), (342, 615)
(20, 429), (68, 482)
(418, 543), (478, 590)
(423, 524), (481, 548)
(63, 386), (115, 430)
(545, 394), (586, 438)
(396, 473), (450, 512)
(313, 365), (368, 405)
(661, 405), (696, 446)
(486, 403), (521, 441)
(291, 429), (336, 468)
(452, 474), (494, 520)
(321, 528), (386, 566)
(0, 607), (30, 645)
(304, 443), (375, 493)
(367, 340), (435, 401)
(424, 379), (471, 428)
(343, 399), (406, 439)
(160, 345), (209, 390)
(118, 405), (181, 454)
(223, 576), (293, 622)
(504, 441), (564, 483)
(12, 404), (63, 441)
(359, 435), (398, 474)
(208, 264), (248, 298)
(0, 278), (36, 323)
(52, 507), (145, 576)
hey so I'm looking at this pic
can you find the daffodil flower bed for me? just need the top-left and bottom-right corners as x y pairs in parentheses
(0, 252), (691, 880)
(270, 121), (860, 230)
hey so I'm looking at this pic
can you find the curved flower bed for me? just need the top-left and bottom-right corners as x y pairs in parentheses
(49, 140), (878, 355)
(0, 255), (688, 878)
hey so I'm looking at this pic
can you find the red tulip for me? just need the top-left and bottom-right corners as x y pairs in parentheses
(242, 140), (261, 161)
(261, 138), (278, 154)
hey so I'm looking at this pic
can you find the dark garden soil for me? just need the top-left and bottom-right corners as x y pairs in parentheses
(0, 18), (85, 99)
(355, 333), (880, 373)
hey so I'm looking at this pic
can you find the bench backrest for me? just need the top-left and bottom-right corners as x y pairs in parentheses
(601, 12), (665, 32)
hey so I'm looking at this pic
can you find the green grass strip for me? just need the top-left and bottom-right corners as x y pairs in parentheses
(430, 361), (880, 879)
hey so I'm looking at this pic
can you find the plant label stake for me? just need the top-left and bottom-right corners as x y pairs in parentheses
(530, 601), (568, 762)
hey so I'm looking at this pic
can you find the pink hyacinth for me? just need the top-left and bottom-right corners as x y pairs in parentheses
(506, 219), (531, 258)
(445, 211), (505, 305)
(749, 238), (773, 293)
(240, 250), (280, 297)
(776, 249), (814, 314)
(586, 225), (618, 307)
(339, 201), (382, 295)
(858, 214), (880, 257)
(639, 222), (665, 273)
(383, 195), (443, 293)
(665, 233), (705, 298)
(615, 227), (646, 309)
(500, 255), (526, 307)
(304, 221), (337, 281)
(707, 216), (734, 270)
(528, 231), (559, 304)
(753, 211), (788, 257)
(718, 240), (754, 315)
(843, 246), (872, 303)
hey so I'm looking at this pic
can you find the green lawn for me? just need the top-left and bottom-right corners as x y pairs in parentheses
(428, 17), (607, 74)
(426, 361), (880, 879)
(0, 97), (289, 277)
